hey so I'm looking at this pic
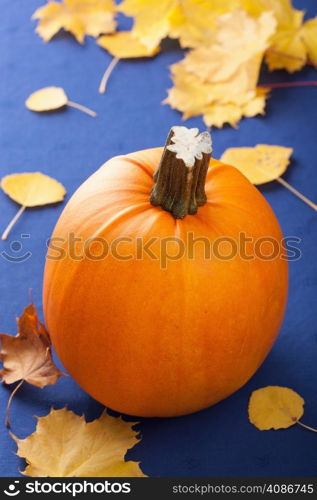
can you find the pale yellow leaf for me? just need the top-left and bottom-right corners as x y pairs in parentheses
(220, 144), (293, 184)
(242, 0), (294, 25)
(1, 172), (66, 207)
(25, 87), (68, 112)
(165, 9), (274, 128)
(165, 52), (269, 128)
(32, 0), (116, 44)
(302, 17), (317, 67)
(12, 408), (146, 477)
(248, 386), (304, 430)
(203, 102), (243, 128)
(265, 10), (317, 72)
(242, 0), (317, 72)
(98, 31), (160, 58)
(242, 88), (269, 117)
(265, 10), (306, 72)
(165, 62), (258, 114)
(118, 0), (240, 50)
(182, 11), (275, 83)
(203, 89), (268, 128)
(25, 87), (97, 117)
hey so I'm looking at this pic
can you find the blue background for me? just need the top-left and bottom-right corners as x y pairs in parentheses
(0, 0), (316, 478)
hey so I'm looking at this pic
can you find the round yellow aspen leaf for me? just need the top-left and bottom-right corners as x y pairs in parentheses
(25, 87), (97, 117)
(1, 172), (66, 207)
(248, 386), (305, 430)
(1, 172), (66, 240)
(220, 145), (293, 185)
(25, 87), (68, 112)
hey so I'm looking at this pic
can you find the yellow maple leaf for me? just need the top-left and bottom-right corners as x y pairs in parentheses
(220, 144), (293, 184)
(243, 0), (317, 72)
(203, 89), (269, 128)
(118, 0), (240, 50)
(302, 17), (317, 67)
(248, 386), (304, 430)
(97, 31), (160, 58)
(183, 11), (275, 83)
(26, 87), (97, 117)
(242, 0), (294, 23)
(165, 63), (269, 128)
(32, 0), (116, 44)
(1, 172), (66, 240)
(266, 10), (306, 72)
(165, 10), (274, 128)
(12, 408), (146, 477)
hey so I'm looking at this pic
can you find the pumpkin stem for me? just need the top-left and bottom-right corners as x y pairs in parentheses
(150, 126), (212, 219)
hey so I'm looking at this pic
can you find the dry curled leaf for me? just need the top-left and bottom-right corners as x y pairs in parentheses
(1, 172), (66, 240)
(25, 87), (97, 117)
(165, 10), (275, 128)
(98, 31), (160, 58)
(0, 304), (64, 427)
(12, 408), (146, 477)
(118, 0), (240, 50)
(220, 144), (293, 184)
(248, 386), (304, 430)
(32, 0), (116, 43)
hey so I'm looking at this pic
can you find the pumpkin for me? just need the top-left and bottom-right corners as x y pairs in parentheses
(43, 126), (288, 417)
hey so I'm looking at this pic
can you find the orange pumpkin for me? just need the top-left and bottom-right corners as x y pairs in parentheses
(43, 127), (288, 417)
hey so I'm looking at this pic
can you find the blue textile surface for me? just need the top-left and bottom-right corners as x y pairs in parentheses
(0, 0), (316, 478)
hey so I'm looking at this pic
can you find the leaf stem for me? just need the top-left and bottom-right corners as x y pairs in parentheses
(5, 380), (24, 428)
(276, 177), (317, 211)
(260, 81), (317, 89)
(1, 205), (26, 240)
(297, 420), (317, 433)
(99, 57), (120, 94)
(67, 101), (97, 118)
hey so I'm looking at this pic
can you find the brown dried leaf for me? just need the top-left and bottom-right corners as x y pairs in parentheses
(0, 304), (65, 426)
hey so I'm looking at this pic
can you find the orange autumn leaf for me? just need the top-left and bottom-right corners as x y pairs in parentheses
(0, 304), (65, 426)
(32, 0), (116, 44)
